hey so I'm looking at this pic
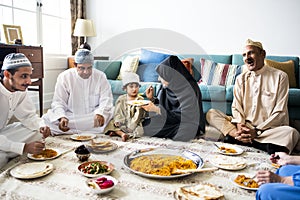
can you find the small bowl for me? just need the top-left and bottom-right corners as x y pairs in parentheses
(75, 145), (90, 162)
(86, 175), (117, 194)
(76, 153), (91, 162)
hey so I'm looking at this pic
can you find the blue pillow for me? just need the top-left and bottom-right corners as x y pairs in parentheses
(137, 63), (159, 82)
(138, 49), (170, 82)
(139, 48), (170, 64)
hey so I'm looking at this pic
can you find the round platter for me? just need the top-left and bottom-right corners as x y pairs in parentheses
(78, 161), (114, 178)
(123, 148), (204, 179)
(85, 140), (118, 154)
(10, 162), (54, 179)
(70, 133), (96, 141)
(231, 173), (259, 191)
(27, 148), (61, 161)
(173, 183), (225, 200)
(127, 100), (151, 106)
(215, 143), (244, 156)
(209, 155), (247, 171)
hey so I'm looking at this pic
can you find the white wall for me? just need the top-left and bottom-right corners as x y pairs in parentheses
(86, 0), (300, 58)
(29, 54), (67, 110)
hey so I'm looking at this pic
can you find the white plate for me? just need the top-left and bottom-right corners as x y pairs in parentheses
(231, 173), (259, 191)
(85, 175), (118, 194)
(10, 162), (54, 179)
(27, 148), (61, 161)
(215, 143), (244, 155)
(209, 155), (247, 170)
(70, 133), (96, 141)
(127, 100), (150, 106)
(174, 183), (225, 200)
(78, 161), (114, 178)
(123, 148), (204, 179)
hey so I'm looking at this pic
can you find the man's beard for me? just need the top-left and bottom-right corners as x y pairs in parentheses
(11, 77), (29, 91)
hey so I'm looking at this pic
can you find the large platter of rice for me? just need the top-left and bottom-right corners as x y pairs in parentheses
(123, 148), (203, 179)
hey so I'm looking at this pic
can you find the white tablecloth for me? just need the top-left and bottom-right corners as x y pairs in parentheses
(0, 134), (275, 200)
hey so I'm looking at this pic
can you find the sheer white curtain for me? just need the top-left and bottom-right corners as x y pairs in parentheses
(0, 0), (71, 54)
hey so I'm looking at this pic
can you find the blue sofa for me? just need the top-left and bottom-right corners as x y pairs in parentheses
(93, 54), (300, 120)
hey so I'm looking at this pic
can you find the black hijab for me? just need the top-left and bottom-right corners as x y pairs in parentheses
(154, 55), (205, 141)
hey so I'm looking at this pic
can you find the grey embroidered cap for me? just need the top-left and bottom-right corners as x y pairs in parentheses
(2, 53), (32, 70)
(74, 49), (94, 64)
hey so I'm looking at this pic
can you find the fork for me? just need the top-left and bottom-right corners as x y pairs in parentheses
(243, 174), (256, 186)
(213, 143), (226, 153)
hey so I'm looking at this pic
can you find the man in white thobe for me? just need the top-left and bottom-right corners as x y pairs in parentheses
(0, 53), (51, 168)
(43, 49), (114, 135)
(206, 39), (300, 154)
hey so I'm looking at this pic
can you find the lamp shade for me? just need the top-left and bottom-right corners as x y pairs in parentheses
(73, 19), (96, 37)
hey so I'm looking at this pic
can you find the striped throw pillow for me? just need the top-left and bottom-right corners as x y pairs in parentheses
(199, 58), (246, 86)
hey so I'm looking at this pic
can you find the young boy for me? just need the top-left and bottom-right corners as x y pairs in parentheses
(104, 72), (146, 141)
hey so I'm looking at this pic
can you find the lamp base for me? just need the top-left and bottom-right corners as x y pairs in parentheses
(79, 42), (91, 51)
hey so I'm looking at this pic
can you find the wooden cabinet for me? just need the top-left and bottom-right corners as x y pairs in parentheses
(0, 44), (44, 116)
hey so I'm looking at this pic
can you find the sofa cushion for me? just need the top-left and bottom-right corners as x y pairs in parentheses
(93, 61), (122, 80)
(199, 85), (226, 102)
(117, 55), (139, 80)
(137, 49), (170, 82)
(137, 63), (160, 82)
(199, 58), (246, 86)
(139, 48), (170, 64)
(181, 58), (194, 75)
(265, 59), (297, 88)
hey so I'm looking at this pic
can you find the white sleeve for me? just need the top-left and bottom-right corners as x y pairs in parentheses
(0, 135), (25, 155)
(93, 74), (114, 121)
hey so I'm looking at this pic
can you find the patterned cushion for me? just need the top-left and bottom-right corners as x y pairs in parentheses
(265, 59), (297, 88)
(199, 58), (246, 86)
(117, 55), (139, 80)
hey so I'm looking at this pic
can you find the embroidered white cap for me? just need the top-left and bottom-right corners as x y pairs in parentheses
(2, 53), (32, 70)
(122, 72), (140, 87)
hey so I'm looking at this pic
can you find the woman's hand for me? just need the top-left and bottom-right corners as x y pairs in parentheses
(145, 85), (154, 100)
(142, 102), (160, 114)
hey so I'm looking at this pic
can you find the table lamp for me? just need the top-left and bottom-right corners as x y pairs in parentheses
(73, 18), (96, 50)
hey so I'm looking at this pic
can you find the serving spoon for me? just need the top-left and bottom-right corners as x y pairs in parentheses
(172, 167), (218, 174)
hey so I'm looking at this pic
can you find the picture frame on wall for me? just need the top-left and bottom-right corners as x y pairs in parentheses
(2, 24), (23, 45)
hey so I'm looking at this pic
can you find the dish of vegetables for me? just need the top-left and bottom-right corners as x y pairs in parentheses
(78, 161), (114, 177)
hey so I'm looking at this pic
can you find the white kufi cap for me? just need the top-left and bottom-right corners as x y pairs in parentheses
(122, 72), (140, 87)
(2, 53), (32, 70)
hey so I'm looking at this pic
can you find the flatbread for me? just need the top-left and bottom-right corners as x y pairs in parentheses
(209, 155), (246, 170)
(174, 183), (224, 200)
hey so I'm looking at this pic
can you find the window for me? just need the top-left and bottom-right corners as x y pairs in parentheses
(0, 0), (71, 54)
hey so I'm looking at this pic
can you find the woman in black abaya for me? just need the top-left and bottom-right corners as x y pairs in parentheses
(142, 55), (205, 141)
